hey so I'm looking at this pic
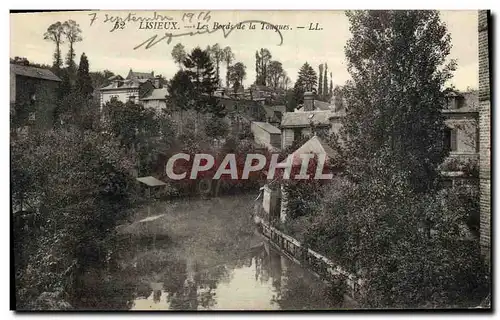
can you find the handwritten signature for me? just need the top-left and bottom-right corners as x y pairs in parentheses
(133, 20), (284, 50)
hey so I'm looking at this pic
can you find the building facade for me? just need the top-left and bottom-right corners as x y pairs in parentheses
(10, 63), (61, 131)
(140, 88), (168, 112)
(99, 69), (158, 107)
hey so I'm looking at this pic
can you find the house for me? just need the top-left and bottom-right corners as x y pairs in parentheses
(260, 135), (338, 224)
(251, 121), (281, 151)
(10, 63), (61, 130)
(442, 90), (479, 156)
(126, 69), (154, 80)
(281, 93), (344, 149)
(282, 90), (479, 169)
(283, 135), (338, 166)
(212, 96), (267, 133)
(263, 105), (286, 127)
(99, 69), (159, 107)
(140, 88), (168, 112)
(440, 90), (479, 182)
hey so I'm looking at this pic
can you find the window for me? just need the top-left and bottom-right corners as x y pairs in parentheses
(446, 97), (458, 110)
(444, 127), (457, 152)
(293, 128), (303, 142)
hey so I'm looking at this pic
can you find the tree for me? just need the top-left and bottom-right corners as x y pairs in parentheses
(266, 60), (285, 88)
(167, 70), (196, 112)
(10, 57), (52, 69)
(296, 62), (318, 92)
(169, 48), (223, 117)
(89, 70), (115, 90)
(300, 10), (488, 309)
(11, 56), (30, 66)
(329, 72), (333, 98)
(341, 10), (455, 192)
(184, 47), (218, 99)
(222, 46), (235, 88)
(289, 62), (318, 109)
(12, 127), (135, 309)
(255, 48), (272, 86)
(318, 64), (324, 97)
(281, 75), (291, 90)
(207, 44), (224, 86)
(43, 22), (65, 69)
(227, 62), (246, 92)
(323, 63), (329, 100)
(76, 53), (93, 98)
(205, 115), (229, 139)
(171, 43), (187, 69)
(332, 85), (345, 111)
(63, 20), (82, 70)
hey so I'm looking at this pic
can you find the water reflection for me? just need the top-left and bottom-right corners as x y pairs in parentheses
(125, 241), (344, 310)
(71, 196), (346, 310)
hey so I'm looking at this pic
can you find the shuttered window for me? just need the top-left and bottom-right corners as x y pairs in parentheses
(450, 128), (458, 152)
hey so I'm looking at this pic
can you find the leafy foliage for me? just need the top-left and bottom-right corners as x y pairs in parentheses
(62, 20), (82, 70)
(287, 10), (486, 308)
(12, 126), (135, 309)
(171, 43), (187, 68)
(227, 62), (247, 91)
(76, 53), (94, 98)
(340, 10), (455, 193)
(167, 48), (224, 116)
(204, 115), (229, 139)
(43, 22), (65, 69)
(290, 62), (318, 110)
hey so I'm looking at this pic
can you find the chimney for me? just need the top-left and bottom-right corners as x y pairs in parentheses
(303, 91), (314, 111)
(153, 76), (161, 89)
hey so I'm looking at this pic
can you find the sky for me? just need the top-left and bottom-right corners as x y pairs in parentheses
(10, 10), (479, 90)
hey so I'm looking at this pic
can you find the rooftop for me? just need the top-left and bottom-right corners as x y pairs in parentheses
(100, 78), (148, 91)
(252, 121), (281, 134)
(136, 176), (166, 187)
(443, 90), (479, 113)
(141, 88), (168, 101)
(263, 105), (286, 122)
(281, 110), (341, 128)
(286, 135), (338, 165)
(10, 64), (62, 82)
(127, 69), (154, 80)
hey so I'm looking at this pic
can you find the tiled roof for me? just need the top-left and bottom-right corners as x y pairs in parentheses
(140, 88), (168, 101)
(10, 64), (61, 82)
(108, 75), (124, 81)
(263, 105), (286, 121)
(286, 135), (338, 165)
(100, 79), (144, 90)
(281, 110), (340, 128)
(252, 121), (281, 134)
(127, 69), (154, 80)
(442, 90), (479, 113)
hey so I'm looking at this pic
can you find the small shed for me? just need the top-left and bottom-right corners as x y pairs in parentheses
(251, 121), (281, 150)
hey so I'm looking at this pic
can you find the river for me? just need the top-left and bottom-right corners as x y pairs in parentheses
(70, 194), (348, 310)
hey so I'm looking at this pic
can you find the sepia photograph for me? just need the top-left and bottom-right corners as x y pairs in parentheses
(9, 8), (492, 311)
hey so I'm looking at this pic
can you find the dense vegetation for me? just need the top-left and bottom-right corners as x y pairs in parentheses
(279, 10), (489, 308)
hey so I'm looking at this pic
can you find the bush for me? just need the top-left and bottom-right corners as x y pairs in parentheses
(12, 127), (136, 309)
(302, 172), (488, 308)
